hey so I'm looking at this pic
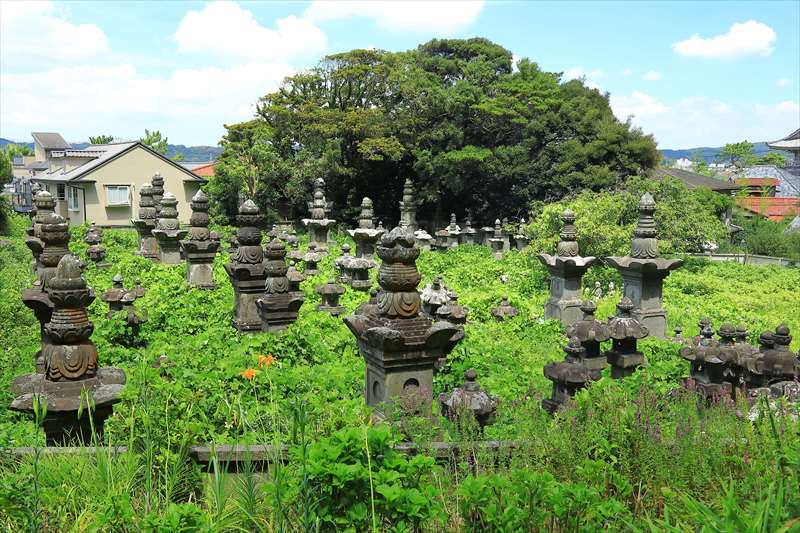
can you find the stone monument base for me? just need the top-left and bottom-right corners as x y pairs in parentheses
(544, 298), (582, 326)
(632, 307), (668, 339)
(606, 351), (645, 378)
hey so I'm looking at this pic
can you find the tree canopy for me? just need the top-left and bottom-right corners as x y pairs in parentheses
(210, 38), (658, 225)
(89, 134), (114, 144)
(140, 129), (169, 155)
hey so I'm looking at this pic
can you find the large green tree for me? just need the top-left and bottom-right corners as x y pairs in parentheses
(140, 129), (169, 155)
(210, 38), (658, 225)
(89, 134), (114, 144)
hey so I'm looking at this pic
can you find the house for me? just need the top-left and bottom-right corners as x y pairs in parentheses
(734, 177), (779, 197)
(735, 197), (800, 222)
(651, 168), (741, 195)
(20, 133), (205, 227)
(180, 161), (216, 177)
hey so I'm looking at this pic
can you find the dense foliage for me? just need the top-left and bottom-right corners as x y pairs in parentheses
(0, 213), (798, 530)
(209, 38), (658, 226)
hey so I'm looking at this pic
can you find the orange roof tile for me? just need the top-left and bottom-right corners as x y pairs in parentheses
(192, 162), (216, 177)
(736, 196), (800, 221)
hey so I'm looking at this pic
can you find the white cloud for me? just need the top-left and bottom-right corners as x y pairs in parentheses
(174, 1), (326, 61)
(610, 93), (799, 148)
(1, 60), (294, 144)
(0, 1), (109, 67)
(776, 78), (792, 87)
(562, 66), (604, 89)
(642, 70), (662, 81)
(621, 68), (633, 76)
(304, 0), (484, 34)
(672, 20), (776, 59)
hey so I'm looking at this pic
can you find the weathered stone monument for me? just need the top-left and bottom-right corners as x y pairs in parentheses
(315, 280), (346, 316)
(605, 297), (649, 378)
(11, 255), (126, 444)
(542, 337), (591, 414)
(303, 244), (323, 276)
(348, 197), (384, 258)
(100, 274), (127, 317)
(398, 178), (418, 232)
(224, 200), (268, 333)
(606, 193), (682, 338)
(439, 369), (499, 431)
(132, 184), (159, 261)
(491, 296), (519, 321)
(84, 223), (109, 268)
(180, 189), (220, 289)
(460, 217), (477, 245)
(680, 324), (734, 400)
(537, 209), (597, 327)
(445, 214), (461, 248)
(302, 178), (336, 252)
(150, 172), (165, 214)
(514, 219), (529, 250)
(488, 219), (505, 259)
(335, 244), (353, 284)
(25, 190), (55, 274)
(744, 324), (799, 397)
(565, 300), (611, 380)
(256, 239), (305, 331)
(413, 228), (433, 250)
(152, 192), (187, 264)
(343, 226), (462, 417)
(421, 276), (452, 316)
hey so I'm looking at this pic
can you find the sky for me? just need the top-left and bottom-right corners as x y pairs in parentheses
(1, 0), (798, 149)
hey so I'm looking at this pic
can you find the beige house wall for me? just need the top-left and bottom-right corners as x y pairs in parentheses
(76, 145), (202, 227)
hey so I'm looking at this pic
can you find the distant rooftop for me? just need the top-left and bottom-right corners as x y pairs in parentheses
(652, 168), (741, 192)
(768, 128), (800, 151)
(736, 196), (800, 221)
(31, 132), (71, 150)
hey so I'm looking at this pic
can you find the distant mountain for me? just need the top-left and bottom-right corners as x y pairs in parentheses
(0, 138), (221, 162)
(659, 142), (778, 164)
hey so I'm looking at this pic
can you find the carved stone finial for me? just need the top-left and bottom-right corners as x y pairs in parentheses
(631, 193), (658, 259)
(556, 209), (579, 257)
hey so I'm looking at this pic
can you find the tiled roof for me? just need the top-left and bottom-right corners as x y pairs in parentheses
(735, 178), (780, 187)
(191, 162), (216, 177)
(653, 168), (741, 192)
(736, 196), (800, 221)
(31, 132), (71, 150)
(25, 161), (49, 170)
(768, 128), (800, 150)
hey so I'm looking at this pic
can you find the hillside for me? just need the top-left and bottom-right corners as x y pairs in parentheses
(0, 138), (221, 162)
(660, 141), (778, 163)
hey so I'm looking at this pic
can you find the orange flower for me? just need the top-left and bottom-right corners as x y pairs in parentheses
(258, 354), (275, 368)
(239, 368), (258, 380)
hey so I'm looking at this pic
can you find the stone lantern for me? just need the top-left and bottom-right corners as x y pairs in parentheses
(84, 223), (109, 268)
(414, 228), (433, 250)
(488, 219), (505, 259)
(348, 197), (384, 259)
(435, 296), (467, 359)
(421, 276), (451, 316)
(152, 192), (187, 264)
(606, 193), (683, 337)
(434, 224), (449, 251)
(132, 184), (159, 261)
(335, 244), (353, 284)
(692, 318), (713, 346)
(180, 189), (220, 289)
(343, 226), (462, 417)
(150, 172), (165, 214)
(537, 209), (597, 327)
(514, 219), (530, 250)
(301, 178), (336, 252)
(224, 200), (268, 333)
(100, 274), (127, 317)
(314, 280), (346, 316)
(605, 297), (649, 378)
(11, 255), (126, 444)
(491, 296), (519, 321)
(460, 217), (477, 245)
(303, 244), (323, 276)
(23, 212), (70, 373)
(287, 239), (304, 266)
(398, 178), (418, 232)
(439, 369), (499, 431)
(256, 239), (305, 331)
(744, 324), (799, 396)
(286, 266), (306, 293)
(542, 337), (592, 414)
(565, 300), (610, 380)
(346, 256), (375, 291)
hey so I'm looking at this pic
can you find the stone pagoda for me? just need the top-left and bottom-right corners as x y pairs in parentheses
(565, 300), (611, 380)
(301, 178), (336, 252)
(150, 172), (165, 214)
(224, 200), (268, 333)
(398, 178), (418, 232)
(439, 369), (499, 431)
(11, 255), (126, 444)
(606, 193), (682, 338)
(605, 297), (649, 378)
(421, 276), (451, 316)
(542, 337), (592, 414)
(100, 274), (128, 318)
(132, 184), (159, 261)
(335, 244), (353, 284)
(314, 280), (346, 316)
(680, 325), (734, 400)
(152, 192), (187, 264)
(303, 244), (323, 276)
(287, 239), (304, 266)
(343, 226), (462, 417)
(743, 324), (800, 397)
(256, 239), (305, 332)
(444, 214), (461, 248)
(414, 228), (433, 250)
(460, 217), (477, 245)
(84, 223), (109, 268)
(348, 197), (384, 258)
(488, 219), (505, 259)
(23, 212), (71, 373)
(25, 190), (55, 274)
(514, 219), (529, 250)
(491, 296), (519, 321)
(537, 209), (597, 327)
(180, 189), (220, 289)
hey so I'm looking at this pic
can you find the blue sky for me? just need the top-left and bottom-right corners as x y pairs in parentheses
(1, 0), (798, 149)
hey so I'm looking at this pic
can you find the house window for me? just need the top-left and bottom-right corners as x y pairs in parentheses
(68, 187), (80, 211)
(57, 183), (66, 201)
(105, 185), (130, 206)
